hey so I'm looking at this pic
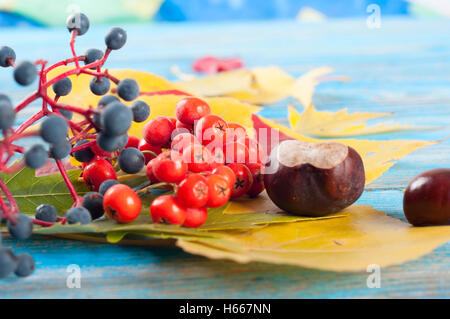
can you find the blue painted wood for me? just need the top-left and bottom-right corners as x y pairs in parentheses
(0, 18), (449, 298)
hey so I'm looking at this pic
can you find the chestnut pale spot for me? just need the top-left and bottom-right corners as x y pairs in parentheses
(277, 140), (348, 169)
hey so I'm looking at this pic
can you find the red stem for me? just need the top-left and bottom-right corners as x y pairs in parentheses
(70, 139), (95, 153)
(70, 30), (80, 69)
(0, 176), (19, 214)
(6, 57), (15, 67)
(15, 110), (44, 135)
(44, 56), (85, 74)
(1, 161), (25, 174)
(55, 159), (81, 205)
(14, 92), (40, 113)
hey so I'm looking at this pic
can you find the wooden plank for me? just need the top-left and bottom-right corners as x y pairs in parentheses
(0, 228), (448, 298)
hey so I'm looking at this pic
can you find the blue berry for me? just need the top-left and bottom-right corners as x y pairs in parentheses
(25, 144), (48, 169)
(0, 94), (15, 129)
(118, 134), (129, 150)
(40, 115), (68, 144)
(118, 147), (145, 174)
(14, 253), (35, 277)
(90, 76), (110, 95)
(52, 77), (72, 96)
(14, 61), (37, 86)
(98, 95), (119, 108)
(35, 204), (57, 223)
(50, 140), (72, 160)
(96, 132), (122, 152)
(93, 112), (102, 130)
(82, 192), (104, 220)
(99, 179), (119, 196)
(105, 27), (127, 50)
(59, 108), (73, 120)
(84, 48), (103, 69)
(7, 214), (33, 240)
(0, 93), (11, 103)
(0, 46), (15, 67)
(72, 140), (95, 163)
(66, 207), (92, 225)
(66, 13), (90, 36)
(0, 248), (17, 278)
(117, 79), (139, 101)
(101, 102), (132, 136)
(131, 100), (150, 123)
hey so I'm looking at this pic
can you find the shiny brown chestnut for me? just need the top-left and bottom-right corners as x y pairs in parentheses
(263, 140), (365, 217)
(403, 168), (450, 226)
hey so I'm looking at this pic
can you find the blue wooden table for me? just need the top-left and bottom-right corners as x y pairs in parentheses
(1, 18), (449, 298)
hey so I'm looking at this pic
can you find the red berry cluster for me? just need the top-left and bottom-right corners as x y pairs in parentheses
(76, 99), (266, 229)
(140, 97), (266, 228)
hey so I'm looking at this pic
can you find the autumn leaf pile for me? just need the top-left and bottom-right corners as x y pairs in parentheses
(2, 66), (449, 272)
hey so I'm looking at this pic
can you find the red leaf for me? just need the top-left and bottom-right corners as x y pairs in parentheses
(252, 114), (293, 157)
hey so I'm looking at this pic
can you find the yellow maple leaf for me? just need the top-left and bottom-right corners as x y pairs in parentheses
(178, 205), (450, 272)
(253, 114), (436, 184)
(41, 67), (447, 273)
(288, 105), (433, 137)
(175, 69), (255, 96)
(175, 66), (336, 106)
(48, 68), (260, 136)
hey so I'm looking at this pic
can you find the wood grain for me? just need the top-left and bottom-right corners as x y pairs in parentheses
(0, 18), (449, 298)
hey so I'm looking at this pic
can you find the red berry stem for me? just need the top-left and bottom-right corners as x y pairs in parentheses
(30, 218), (54, 227)
(6, 57), (15, 67)
(44, 96), (93, 117)
(70, 139), (96, 153)
(15, 110), (44, 135)
(0, 176), (19, 215)
(55, 159), (82, 206)
(69, 30), (80, 69)
(31, 216), (67, 227)
(44, 55), (86, 74)
(14, 92), (40, 113)
(7, 131), (40, 143)
(0, 161), (25, 174)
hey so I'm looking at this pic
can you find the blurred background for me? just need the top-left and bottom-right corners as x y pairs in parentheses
(0, 0), (449, 27)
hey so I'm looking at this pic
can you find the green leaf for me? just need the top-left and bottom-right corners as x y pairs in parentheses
(0, 168), (89, 214)
(1, 167), (345, 246)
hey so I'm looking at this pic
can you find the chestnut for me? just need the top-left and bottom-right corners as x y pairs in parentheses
(403, 168), (450, 226)
(263, 140), (365, 217)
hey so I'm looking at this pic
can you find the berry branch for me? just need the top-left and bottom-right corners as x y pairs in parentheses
(0, 12), (258, 279)
(0, 12), (172, 278)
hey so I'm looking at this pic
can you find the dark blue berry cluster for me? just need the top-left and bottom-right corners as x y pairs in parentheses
(0, 12), (152, 280)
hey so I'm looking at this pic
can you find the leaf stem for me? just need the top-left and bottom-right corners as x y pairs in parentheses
(136, 182), (176, 195)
